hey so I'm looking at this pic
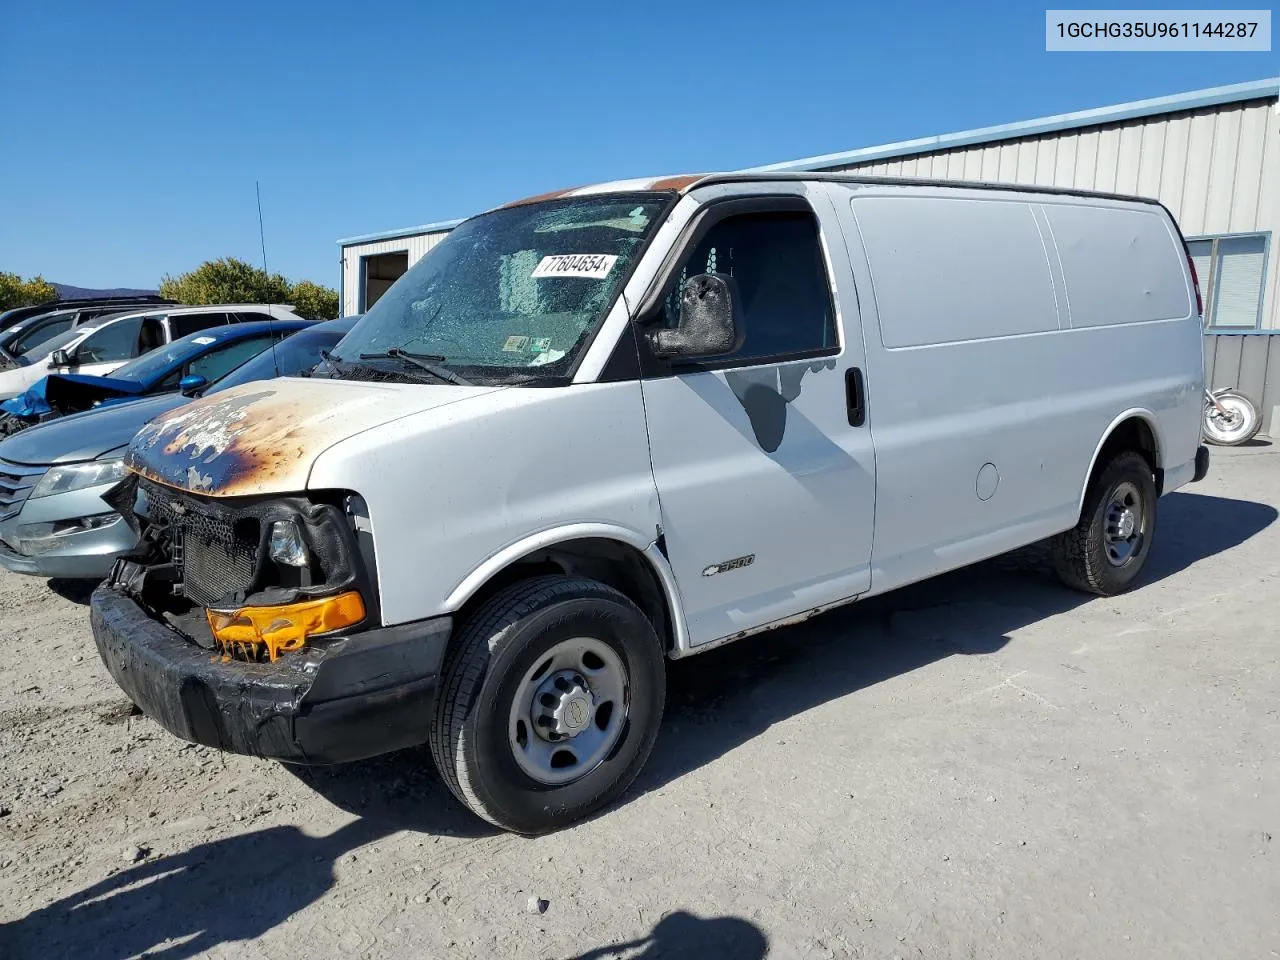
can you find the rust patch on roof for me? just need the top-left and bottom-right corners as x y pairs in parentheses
(500, 174), (712, 209)
(501, 186), (580, 209)
(649, 174), (707, 192)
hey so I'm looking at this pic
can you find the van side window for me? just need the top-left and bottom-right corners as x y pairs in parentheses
(663, 211), (836, 363)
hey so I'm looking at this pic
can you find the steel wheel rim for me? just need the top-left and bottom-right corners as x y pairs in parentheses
(1103, 480), (1145, 567)
(508, 636), (629, 786)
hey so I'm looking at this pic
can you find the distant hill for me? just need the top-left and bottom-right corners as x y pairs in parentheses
(51, 283), (160, 300)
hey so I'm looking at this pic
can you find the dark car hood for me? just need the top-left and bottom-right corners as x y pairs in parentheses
(0, 393), (191, 466)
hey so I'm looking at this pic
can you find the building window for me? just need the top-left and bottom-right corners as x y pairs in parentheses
(1186, 233), (1269, 329)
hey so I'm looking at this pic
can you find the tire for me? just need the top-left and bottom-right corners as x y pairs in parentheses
(1051, 451), (1157, 596)
(429, 576), (666, 834)
(1203, 390), (1261, 446)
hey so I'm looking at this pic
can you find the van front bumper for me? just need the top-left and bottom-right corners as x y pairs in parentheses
(89, 584), (451, 764)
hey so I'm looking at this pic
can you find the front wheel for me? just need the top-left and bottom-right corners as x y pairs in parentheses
(1204, 390), (1261, 446)
(429, 576), (666, 834)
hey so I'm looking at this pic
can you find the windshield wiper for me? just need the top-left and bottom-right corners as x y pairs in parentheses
(359, 348), (473, 386)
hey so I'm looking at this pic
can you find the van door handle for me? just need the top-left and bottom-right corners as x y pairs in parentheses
(845, 367), (866, 427)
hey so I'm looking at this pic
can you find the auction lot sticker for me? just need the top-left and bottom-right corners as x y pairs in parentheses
(531, 254), (618, 279)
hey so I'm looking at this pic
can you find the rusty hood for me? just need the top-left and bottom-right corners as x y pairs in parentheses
(124, 377), (497, 497)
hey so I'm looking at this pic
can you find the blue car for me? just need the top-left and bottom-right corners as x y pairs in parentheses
(0, 318), (315, 435)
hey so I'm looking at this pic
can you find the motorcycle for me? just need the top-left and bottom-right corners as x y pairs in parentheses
(1203, 387), (1261, 446)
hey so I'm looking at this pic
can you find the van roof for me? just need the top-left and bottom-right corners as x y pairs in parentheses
(500, 171), (1166, 210)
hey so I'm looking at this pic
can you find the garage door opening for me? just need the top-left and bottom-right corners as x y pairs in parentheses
(361, 252), (409, 310)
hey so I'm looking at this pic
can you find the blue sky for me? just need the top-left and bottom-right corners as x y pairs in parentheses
(1, 1), (1273, 291)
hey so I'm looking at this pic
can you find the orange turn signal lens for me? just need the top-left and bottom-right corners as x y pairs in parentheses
(207, 591), (366, 661)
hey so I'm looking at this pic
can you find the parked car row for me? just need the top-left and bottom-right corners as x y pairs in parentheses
(0, 295), (173, 370)
(0, 315), (315, 435)
(0, 302), (301, 400)
(0, 312), (356, 578)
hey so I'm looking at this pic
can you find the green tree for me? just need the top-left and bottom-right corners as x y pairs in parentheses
(287, 280), (340, 320)
(0, 272), (58, 311)
(160, 258), (340, 320)
(159, 258), (290, 306)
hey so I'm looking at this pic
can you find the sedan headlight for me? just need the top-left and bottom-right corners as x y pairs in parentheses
(29, 459), (127, 499)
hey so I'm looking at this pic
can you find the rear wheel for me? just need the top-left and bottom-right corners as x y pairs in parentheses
(1052, 451), (1157, 596)
(429, 576), (665, 834)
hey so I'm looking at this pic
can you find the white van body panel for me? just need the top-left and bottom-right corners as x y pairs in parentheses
(633, 181), (878, 648)
(309, 380), (660, 627)
(833, 181), (1202, 596)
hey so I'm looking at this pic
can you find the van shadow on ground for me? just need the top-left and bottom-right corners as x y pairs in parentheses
(300, 490), (1275, 825)
(641, 490), (1274, 792)
(3, 493), (1271, 959)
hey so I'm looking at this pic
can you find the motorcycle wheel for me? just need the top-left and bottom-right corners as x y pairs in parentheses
(1204, 391), (1261, 446)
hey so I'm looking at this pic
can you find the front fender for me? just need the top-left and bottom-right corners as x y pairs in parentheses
(443, 522), (692, 656)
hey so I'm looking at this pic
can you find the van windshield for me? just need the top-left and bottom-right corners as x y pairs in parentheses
(330, 194), (669, 384)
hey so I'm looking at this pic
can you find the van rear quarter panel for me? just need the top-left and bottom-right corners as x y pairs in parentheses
(836, 184), (1201, 595)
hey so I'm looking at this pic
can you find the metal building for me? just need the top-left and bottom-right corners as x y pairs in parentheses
(337, 77), (1280, 428)
(337, 218), (461, 317)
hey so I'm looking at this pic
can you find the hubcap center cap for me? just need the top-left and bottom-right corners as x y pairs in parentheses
(1115, 508), (1136, 540)
(533, 670), (595, 740)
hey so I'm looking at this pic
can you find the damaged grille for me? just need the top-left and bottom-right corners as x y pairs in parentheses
(147, 488), (260, 607)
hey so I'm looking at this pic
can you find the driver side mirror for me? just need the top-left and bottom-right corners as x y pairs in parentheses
(179, 374), (208, 397)
(49, 348), (73, 369)
(646, 274), (744, 360)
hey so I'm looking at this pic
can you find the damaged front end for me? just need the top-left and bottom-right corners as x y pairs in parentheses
(89, 473), (450, 764)
(105, 473), (371, 662)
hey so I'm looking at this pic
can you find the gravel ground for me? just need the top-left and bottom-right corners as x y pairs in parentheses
(1, 444), (1278, 959)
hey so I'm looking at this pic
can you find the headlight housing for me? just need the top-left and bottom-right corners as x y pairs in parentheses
(268, 519), (309, 567)
(30, 459), (127, 499)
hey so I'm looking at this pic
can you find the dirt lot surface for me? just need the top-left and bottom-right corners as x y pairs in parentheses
(2, 445), (1278, 959)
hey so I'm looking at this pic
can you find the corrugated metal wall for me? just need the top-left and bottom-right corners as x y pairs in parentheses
(832, 96), (1278, 331)
(340, 230), (451, 316)
(833, 95), (1280, 434)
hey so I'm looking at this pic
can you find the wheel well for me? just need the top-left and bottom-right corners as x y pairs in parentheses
(1090, 416), (1162, 496)
(454, 538), (675, 652)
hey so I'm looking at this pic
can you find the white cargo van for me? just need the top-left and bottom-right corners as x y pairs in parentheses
(91, 173), (1209, 833)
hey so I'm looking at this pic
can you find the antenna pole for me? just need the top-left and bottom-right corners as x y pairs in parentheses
(256, 181), (268, 274)
(255, 180), (281, 370)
